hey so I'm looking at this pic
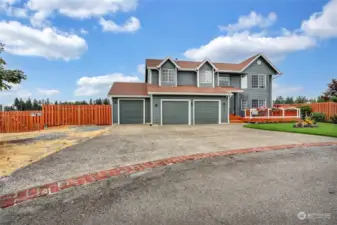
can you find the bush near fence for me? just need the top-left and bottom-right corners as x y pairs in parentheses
(0, 105), (112, 133)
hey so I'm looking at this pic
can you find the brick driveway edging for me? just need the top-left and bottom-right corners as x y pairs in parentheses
(1, 141), (337, 208)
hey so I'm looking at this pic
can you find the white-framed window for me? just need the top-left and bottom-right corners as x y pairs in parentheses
(218, 76), (230, 86)
(161, 68), (175, 82)
(252, 74), (266, 88)
(200, 70), (213, 84)
(241, 99), (248, 110)
(252, 99), (266, 108)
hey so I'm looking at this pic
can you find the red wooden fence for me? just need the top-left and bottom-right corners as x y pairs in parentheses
(0, 105), (112, 133)
(43, 105), (112, 127)
(275, 102), (337, 119)
(0, 111), (44, 133)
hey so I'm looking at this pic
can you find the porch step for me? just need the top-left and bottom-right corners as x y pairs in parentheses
(229, 114), (245, 123)
(230, 120), (245, 123)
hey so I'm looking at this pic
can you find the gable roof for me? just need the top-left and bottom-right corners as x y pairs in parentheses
(108, 82), (148, 96)
(146, 53), (281, 74)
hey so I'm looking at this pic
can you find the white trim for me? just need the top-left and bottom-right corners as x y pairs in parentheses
(197, 69), (200, 87)
(251, 74), (267, 89)
(228, 95), (231, 124)
(159, 68), (161, 86)
(229, 89), (244, 93)
(157, 57), (181, 69)
(175, 67), (178, 87)
(197, 58), (218, 70)
(217, 72), (219, 87)
(148, 92), (230, 96)
(150, 95), (153, 124)
(117, 98), (146, 125)
(160, 99), (191, 125)
(192, 99), (221, 125)
(240, 54), (282, 74)
(212, 69), (215, 88)
(109, 95), (149, 98)
(148, 69), (152, 84)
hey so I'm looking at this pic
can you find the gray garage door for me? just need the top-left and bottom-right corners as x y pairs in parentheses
(162, 101), (189, 125)
(194, 101), (219, 124)
(119, 100), (143, 124)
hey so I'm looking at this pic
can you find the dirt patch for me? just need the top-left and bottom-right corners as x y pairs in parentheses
(0, 126), (111, 177)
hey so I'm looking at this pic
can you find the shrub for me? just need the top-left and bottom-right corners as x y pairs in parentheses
(299, 105), (312, 119)
(330, 114), (337, 124)
(311, 112), (326, 122)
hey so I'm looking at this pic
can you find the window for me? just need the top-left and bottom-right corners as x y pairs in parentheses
(162, 68), (175, 82)
(200, 70), (213, 84)
(252, 99), (266, 108)
(241, 99), (248, 110)
(252, 74), (266, 88)
(219, 76), (230, 86)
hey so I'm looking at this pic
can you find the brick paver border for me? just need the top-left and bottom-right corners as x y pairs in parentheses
(1, 142), (337, 208)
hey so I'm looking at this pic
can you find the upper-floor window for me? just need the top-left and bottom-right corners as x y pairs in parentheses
(219, 76), (230, 86)
(252, 99), (266, 108)
(200, 70), (212, 84)
(162, 68), (175, 82)
(252, 74), (266, 88)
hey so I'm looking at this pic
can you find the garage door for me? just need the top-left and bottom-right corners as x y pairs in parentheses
(162, 101), (190, 125)
(119, 100), (144, 124)
(194, 101), (220, 124)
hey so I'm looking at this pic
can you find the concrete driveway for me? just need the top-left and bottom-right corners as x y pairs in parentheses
(1, 145), (337, 225)
(1, 124), (336, 195)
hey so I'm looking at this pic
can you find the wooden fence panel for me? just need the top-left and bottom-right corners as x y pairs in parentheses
(0, 111), (43, 133)
(42, 105), (112, 127)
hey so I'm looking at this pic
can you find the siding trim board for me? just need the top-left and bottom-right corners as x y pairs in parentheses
(193, 99), (221, 125)
(118, 98), (146, 124)
(148, 92), (231, 96)
(160, 99), (191, 125)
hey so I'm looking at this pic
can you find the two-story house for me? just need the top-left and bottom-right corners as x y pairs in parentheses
(108, 53), (281, 125)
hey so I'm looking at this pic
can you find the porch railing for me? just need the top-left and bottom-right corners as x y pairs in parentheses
(244, 107), (301, 119)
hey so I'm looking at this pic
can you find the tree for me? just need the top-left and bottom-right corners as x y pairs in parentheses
(323, 79), (337, 98)
(295, 96), (307, 104)
(26, 98), (32, 110)
(274, 96), (284, 104)
(0, 43), (27, 90)
(103, 98), (110, 105)
(95, 98), (103, 105)
(33, 99), (40, 110)
(285, 96), (294, 104)
(89, 98), (93, 105)
(14, 97), (20, 110)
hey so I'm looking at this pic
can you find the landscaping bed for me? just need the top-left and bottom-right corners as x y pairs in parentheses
(244, 123), (337, 138)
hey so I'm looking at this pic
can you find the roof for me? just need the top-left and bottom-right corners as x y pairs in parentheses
(108, 82), (148, 96)
(145, 53), (281, 74)
(108, 82), (243, 96)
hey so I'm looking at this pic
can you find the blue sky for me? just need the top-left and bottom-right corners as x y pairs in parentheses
(0, 0), (336, 105)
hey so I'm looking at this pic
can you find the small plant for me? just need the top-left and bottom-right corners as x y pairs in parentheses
(330, 114), (337, 124)
(311, 112), (326, 122)
(299, 105), (312, 119)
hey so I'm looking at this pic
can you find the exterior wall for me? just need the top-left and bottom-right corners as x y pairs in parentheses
(177, 71), (197, 86)
(241, 56), (275, 109)
(151, 70), (159, 85)
(112, 97), (150, 124)
(160, 60), (177, 86)
(198, 62), (214, 88)
(152, 95), (229, 125)
(217, 73), (241, 88)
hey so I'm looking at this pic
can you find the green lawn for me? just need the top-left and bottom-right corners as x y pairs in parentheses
(244, 123), (337, 138)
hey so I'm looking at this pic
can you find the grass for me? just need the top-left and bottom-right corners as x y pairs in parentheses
(244, 123), (337, 138)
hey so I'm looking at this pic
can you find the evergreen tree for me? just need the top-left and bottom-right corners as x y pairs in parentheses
(33, 99), (40, 110)
(55, 100), (58, 105)
(285, 96), (294, 104)
(14, 97), (20, 110)
(103, 98), (110, 105)
(26, 98), (33, 110)
(295, 96), (307, 104)
(274, 96), (284, 104)
(89, 98), (93, 105)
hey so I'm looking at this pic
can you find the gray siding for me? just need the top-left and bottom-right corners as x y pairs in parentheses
(198, 62), (214, 88)
(112, 97), (150, 124)
(217, 73), (241, 88)
(241, 56), (275, 108)
(177, 71), (197, 86)
(160, 60), (176, 86)
(151, 70), (159, 85)
(152, 95), (229, 125)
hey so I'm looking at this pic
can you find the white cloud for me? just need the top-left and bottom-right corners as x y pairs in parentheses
(137, 64), (145, 74)
(80, 28), (88, 35)
(301, 0), (337, 38)
(0, 84), (32, 105)
(99, 16), (140, 33)
(74, 73), (140, 96)
(184, 31), (316, 62)
(26, 0), (138, 26)
(219, 11), (277, 33)
(8, 7), (28, 18)
(36, 88), (60, 96)
(0, 20), (87, 60)
(272, 83), (304, 99)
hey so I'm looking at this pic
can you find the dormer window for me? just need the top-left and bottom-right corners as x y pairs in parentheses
(162, 68), (175, 82)
(200, 69), (212, 84)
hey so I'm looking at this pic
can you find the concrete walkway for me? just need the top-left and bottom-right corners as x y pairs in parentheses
(1, 124), (336, 195)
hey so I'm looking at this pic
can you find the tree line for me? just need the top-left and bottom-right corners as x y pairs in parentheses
(2, 98), (110, 111)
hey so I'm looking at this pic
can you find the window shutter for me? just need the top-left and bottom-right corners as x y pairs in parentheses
(241, 75), (247, 89)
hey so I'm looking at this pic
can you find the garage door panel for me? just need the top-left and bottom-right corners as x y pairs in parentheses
(194, 101), (219, 124)
(162, 101), (189, 125)
(120, 100), (143, 124)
